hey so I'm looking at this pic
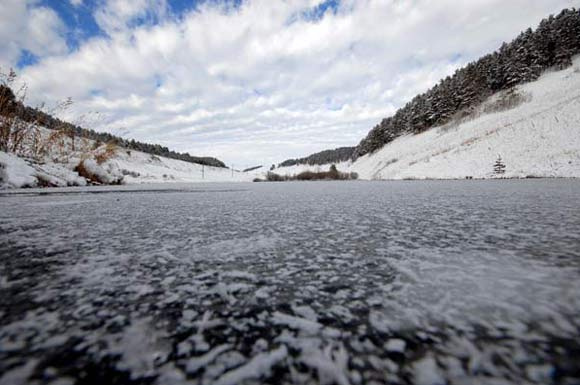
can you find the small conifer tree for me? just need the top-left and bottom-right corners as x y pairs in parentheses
(493, 155), (506, 175)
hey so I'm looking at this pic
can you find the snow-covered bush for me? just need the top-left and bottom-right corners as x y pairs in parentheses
(75, 158), (123, 185)
(35, 163), (87, 187)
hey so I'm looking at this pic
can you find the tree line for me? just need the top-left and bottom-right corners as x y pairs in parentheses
(278, 146), (355, 168)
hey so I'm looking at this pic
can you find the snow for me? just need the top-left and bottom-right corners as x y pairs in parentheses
(0, 359), (39, 385)
(413, 355), (445, 385)
(384, 338), (406, 353)
(33, 162), (87, 187)
(212, 345), (288, 385)
(0, 152), (37, 189)
(111, 149), (254, 184)
(271, 311), (323, 335)
(78, 158), (123, 185)
(111, 318), (170, 379)
(299, 344), (350, 385)
(185, 344), (231, 374)
(272, 59), (580, 180)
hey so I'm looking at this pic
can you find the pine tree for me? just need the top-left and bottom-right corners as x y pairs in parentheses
(493, 155), (506, 175)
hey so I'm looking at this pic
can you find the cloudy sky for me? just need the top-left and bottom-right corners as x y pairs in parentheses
(0, 0), (577, 167)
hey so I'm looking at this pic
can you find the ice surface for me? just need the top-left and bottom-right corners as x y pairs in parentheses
(0, 181), (579, 384)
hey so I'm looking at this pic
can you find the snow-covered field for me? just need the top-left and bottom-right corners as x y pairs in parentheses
(1, 180), (579, 385)
(273, 59), (580, 180)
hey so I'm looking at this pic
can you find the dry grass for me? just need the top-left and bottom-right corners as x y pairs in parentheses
(1, 69), (79, 163)
(95, 141), (118, 164)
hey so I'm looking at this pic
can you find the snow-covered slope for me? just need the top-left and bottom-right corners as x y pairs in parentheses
(110, 149), (254, 184)
(1, 127), (254, 189)
(0, 148), (254, 189)
(272, 59), (580, 180)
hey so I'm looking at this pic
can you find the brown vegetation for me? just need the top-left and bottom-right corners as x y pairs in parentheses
(95, 141), (118, 164)
(1, 70), (80, 162)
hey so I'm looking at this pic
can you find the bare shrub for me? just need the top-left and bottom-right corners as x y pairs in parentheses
(1, 69), (76, 162)
(266, 172), (287, 182)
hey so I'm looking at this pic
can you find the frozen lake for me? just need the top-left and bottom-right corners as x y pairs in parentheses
(1, 180), (579, 385)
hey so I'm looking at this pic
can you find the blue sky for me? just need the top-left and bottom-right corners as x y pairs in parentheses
(16, 0), (339, 66)
(1, 0), (577, 167)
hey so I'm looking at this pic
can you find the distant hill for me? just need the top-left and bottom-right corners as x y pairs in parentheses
(243, 165), (263, 172)
(0, 84), (226, 168)
(278, 146), (355, 167)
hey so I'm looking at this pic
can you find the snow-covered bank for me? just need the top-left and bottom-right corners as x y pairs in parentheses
(272, 60), (580, 180)
(0, 149), (254, 189)
(1, 136), (254, 189)
(0, 151), (87, 189)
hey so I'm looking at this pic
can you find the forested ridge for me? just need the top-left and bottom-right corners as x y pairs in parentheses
(0, 85), (226, 168)
(354, 8), (580, 158)
(278, 8), (580, 166)
(278, 146), (355, 167)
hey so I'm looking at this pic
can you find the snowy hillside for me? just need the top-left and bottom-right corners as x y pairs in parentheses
(272, 59), (580, 180)
(111, 149), (254, 184)
(0, 129), (253, 189)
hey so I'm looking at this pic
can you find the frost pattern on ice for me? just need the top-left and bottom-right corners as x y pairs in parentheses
(1, 181), (579, 384)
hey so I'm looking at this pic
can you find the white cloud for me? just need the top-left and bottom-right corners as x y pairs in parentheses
(0, 0), (67, 70)
(93, 0), (168, 36)
(7, 0), (580, 166)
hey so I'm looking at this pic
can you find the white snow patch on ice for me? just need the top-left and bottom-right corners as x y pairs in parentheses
(185, 344), (231, 374)
(212, 345), (288, 385)
(413, 355), (445, 385)
(299, 344), (350, 385)
(272, 312), (323, 335)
